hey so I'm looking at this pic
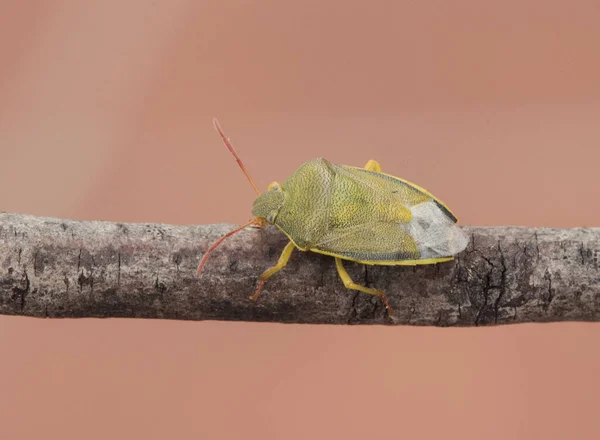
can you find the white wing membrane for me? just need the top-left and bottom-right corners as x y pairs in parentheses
(405, 201), (469, 258)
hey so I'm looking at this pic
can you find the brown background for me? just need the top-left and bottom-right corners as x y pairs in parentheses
(1, 1), (599, 439)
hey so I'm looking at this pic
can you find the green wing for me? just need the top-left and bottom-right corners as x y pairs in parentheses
(334, 164), (457, 221)
(314, 221), (421, 262)
(310, 163), (467, 262)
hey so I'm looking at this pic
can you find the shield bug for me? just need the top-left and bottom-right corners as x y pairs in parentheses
(197, 119), (469, 316)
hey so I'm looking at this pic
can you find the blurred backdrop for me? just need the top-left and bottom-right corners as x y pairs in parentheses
(1, 1), (599, 439)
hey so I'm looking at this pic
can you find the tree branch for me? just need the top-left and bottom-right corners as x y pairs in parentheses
(0, 212), (598, 326)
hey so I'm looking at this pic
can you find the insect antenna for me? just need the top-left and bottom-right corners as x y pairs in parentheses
(213, 118), (261, 196)
(196, 218), (260, 276)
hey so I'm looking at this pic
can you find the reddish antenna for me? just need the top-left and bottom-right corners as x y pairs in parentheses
(196, 119), (264, 277)
(213, 118), (261, 196)
(196, 218), (259, 276)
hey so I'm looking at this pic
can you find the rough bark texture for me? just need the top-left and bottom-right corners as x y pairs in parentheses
(0, 212), (598, 326)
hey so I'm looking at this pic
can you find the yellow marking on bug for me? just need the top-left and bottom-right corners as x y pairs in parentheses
(358, 158), (414, 223)
(312, 247), (454, 266)
(345, 164), (459, 222)
(328, 202), (361, 228)
(364, 159), (382, 173)
(250, 240), (296, 301)
(335, 257), (394, 316)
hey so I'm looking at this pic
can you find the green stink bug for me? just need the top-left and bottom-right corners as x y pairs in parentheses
(197, 119), (469, 316)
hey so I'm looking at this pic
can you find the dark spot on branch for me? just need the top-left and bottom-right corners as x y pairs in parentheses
(172, 252), (182, 273)
(475, 271), (491, 326)
(494, 241), (507, 324)
(543, 269), (554, 311)
(155, 274), (167, 294)
(407, 303), (416, 324)
(369, 296), (381, 318)
(347, 292), (360, 324)
(522, 240), (529, 257)
(11, 271), (30, 311)
(33, 251), (40, 275)
(117, 252), (121, 286)
(78, 270), (93, 293)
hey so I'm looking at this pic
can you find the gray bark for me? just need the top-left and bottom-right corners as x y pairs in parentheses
(0, 212), (598, 326)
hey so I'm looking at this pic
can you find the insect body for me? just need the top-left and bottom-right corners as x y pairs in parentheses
(197, 119), (469, 316)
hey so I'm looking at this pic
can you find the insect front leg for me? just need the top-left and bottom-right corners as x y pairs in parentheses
(364, 159), (382, 173)
(250, 241), (296, 301)
(334, 258), (394, 316)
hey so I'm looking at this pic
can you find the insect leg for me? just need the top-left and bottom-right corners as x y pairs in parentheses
(334, 257), (394, 316)
(364, 159), (382, 173)
(250, 241), (296, 301)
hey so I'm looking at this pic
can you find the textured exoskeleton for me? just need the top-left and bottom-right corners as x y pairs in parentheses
(197, 120), (469, 316)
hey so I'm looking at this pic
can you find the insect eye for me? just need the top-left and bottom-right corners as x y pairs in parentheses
(268, 181), (281, 192)
(266, 213), (276, 223)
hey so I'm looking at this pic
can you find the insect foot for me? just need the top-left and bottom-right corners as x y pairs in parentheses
(378, 292), (395, 318)
(249, 279), (266, 301)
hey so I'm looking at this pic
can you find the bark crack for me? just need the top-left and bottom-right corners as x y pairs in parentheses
(347, 291), (360, 324)
(11, 271), (30, 311)
(543, 269), (554, 311)
(494, 241), (507, 324)
(474, 271), (491, 326)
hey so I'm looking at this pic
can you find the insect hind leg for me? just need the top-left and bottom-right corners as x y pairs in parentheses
(250, 241), (296, 301)
(335, 258), (394, 316)
(364, 159), (382, 173)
